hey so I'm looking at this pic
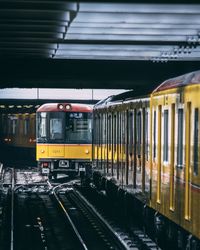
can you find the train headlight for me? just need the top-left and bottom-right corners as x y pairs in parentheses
(85, 149), (89, 154)
(58, 104), (64, 110)
(65, 104), (71, 110)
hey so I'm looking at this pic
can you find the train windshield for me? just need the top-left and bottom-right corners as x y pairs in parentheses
(65, 112), (92, 143)
(37, 111), (92, 143)
(37, 112), (65, 142)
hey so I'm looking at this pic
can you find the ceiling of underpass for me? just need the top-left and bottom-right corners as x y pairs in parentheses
(0, 0), (200, 91)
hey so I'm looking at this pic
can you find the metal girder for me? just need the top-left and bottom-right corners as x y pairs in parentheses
(0, 1), (78, 11)
(66, 34), (195, 42)
(0, 1), (200, 62)
(67, 27), (199, 36)
(0, 42), (57, 49)
(0, 1), (78, 60)
(0, 24), (66, 33)
(74, 13), (200, 24)
(78, 3), (200, 14)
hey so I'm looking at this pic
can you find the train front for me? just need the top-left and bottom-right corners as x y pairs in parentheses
(36, 103), (92, 178)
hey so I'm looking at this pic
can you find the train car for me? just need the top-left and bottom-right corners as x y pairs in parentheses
(150, 70), (200, 248)
(36, 103), (92, 178)
(92, 71), (200, 249)
(93, 92), (150, 197)
(0, 112), (36, 160)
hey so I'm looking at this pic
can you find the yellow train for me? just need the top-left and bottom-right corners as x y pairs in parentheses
(0, 112), (36, 160)
(93, 70), (200, 249)
(36, 103), (92, 178)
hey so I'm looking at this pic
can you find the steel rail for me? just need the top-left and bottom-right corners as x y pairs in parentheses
(47, 181), (88, 250)
(10, 168), (15, 250)
(0, 163), (4, 181)
(72, 189), (130, 250)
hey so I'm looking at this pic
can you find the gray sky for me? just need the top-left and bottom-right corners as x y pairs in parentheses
(0, 88), (128, 100)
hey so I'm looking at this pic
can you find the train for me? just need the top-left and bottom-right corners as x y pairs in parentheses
(0, 102), (93, 179)
(36, 103), (93, 178)
(1, 71), (200, 248)
(92, 70), (200, 249)
(0, 111), (36, 161)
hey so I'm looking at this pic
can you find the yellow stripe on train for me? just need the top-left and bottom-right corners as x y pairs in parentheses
(36, 144), (92, 160)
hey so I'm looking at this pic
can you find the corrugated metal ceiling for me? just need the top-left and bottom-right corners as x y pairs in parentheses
(1, 1), (200, 62)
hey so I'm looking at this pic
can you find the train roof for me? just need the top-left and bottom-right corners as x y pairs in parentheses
(153, 70), (200, 93)
(94, 90), (149, 109)
(36, 103), (92, 113)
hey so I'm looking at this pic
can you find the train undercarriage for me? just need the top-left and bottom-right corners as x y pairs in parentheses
(92, 171), (200, 250)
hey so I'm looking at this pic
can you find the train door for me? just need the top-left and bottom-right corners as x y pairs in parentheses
(103, 112), (107, 174)
(145, 108), (150, 193)
(169, 104), (175, 211)
(121, 110), (126, 186)
(125, 109), (129, 186)
(185, 102), (191, 220)
(136, 110), (142, 190)
(128, 110), (134, 188)
(157, 105), (162, 204)
(133, 108), (137, 188)
(93, 113), (98, 168)
(106, 112), (109, 174)
(98, 113), (103, 170)
(116, 111), (120, 180)
(141, 107), (146, 193)
(135, 107), (147, 194)
(112, 113), (117, 178)
(107, 113), (112, 175)
(111, 112), (114, 177)
(118, 111), (122, 182)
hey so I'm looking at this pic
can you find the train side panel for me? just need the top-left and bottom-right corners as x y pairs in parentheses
(150, 84), (200, 239)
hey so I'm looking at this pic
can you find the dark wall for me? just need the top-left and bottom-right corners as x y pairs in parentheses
(0, 59), (199, 93)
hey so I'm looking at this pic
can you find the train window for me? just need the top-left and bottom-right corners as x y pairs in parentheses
(99, 114), (102, 146)
(194, 108), (199, 175)
(177, 108), (184, 168)
(50, 118), (63, 140)
(136, 111), (141, 156)
(101, 114), (105, 145)
(163, 110), (169, 162)
(122, 111), (126, 154)
(66, 112), (92, 143)
(11, 118), (17, 135)
(108, 114), (112, 150)
(37, 112), (47, 140)
(145, 111), (149, 160)
(95, 115), (99, 145)
(153, 110), (156, 158)
(3, 115), (7, 134)
(113, 114), (117, 152)
(129, 111), (134, 155)
(24, 119), (29, 135)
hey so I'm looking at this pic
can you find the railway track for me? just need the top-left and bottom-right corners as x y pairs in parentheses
(51, 183), (131, 250)
(14, 186), (86, 250)
(2, 182), (132, 250)
(76, 185), (160, 250)
(0, 166), (159, 250)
